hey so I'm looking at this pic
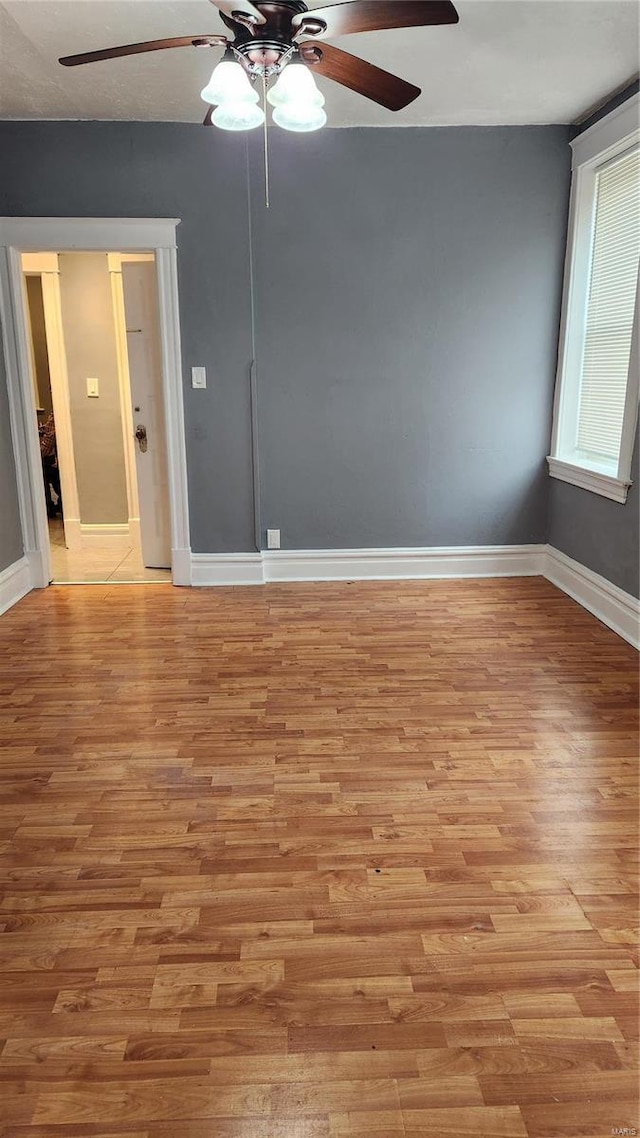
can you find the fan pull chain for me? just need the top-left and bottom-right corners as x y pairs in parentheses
(262, 71), (270, 209)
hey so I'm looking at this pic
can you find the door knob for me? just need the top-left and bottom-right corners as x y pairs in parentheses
(135, 424), (148, 453)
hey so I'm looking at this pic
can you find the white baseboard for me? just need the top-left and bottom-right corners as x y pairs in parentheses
(26, 547), (50, 590)
(80, 523), (130, 542)
(172, 547), (194, 587)
(190, 544), (545, 588)
(63, 519), (132, 551)
(190, 552), (264, 587)
(263, 544), (546, 582)
(0, 555), (32, 615)
(545, 545), (640, 649)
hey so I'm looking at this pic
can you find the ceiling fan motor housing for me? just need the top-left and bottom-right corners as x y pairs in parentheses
(223, 1), (322, 69)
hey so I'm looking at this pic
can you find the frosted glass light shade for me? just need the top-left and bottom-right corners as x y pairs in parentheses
(212, 101), (265, 131)
(267, 62), (324, 108)
(273, 103), (327, 133)
(201, 60), (257, 106)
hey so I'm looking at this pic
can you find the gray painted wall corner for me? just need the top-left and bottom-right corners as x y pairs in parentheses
(548, 85), (640, 599)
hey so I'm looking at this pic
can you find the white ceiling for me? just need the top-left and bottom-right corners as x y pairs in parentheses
(0, 0), (638, 127)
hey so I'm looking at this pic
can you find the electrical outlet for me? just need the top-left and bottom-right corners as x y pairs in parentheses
(191, 366), (207, 389)
(267, 529), (281, 550)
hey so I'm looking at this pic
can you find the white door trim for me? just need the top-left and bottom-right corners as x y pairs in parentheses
(0, 218), (191, 587)
(0, 217), (181, 252)
(155, 246), (191, 583)
(0, 248), (51, 588)
(108, 254), (142, 550)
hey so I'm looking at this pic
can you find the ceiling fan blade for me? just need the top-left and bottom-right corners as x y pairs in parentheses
(59, 35), (227, 67)
(209, 0), (266, 26)
(294, 0), (458, 39)
(300, 42), (420, 111)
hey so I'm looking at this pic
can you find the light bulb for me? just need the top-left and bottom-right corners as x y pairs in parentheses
(212, 101), (265, 131)
(273, 103), (327, 133)
(201, 59), (257, 106)
(267, 62), (324, 108)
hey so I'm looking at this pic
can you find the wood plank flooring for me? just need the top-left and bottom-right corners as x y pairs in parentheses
(0, 577), (638, 1138)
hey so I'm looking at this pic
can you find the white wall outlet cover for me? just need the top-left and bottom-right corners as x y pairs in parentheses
(191, 366), (207, 389)
(267, 529), (281, 550)
(86, 377), (99, 397)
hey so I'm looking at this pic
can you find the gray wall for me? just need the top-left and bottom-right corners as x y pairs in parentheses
(0, 121), (570, 554)
(548, 87), (640, 598)
(58, 253), (128, 526)
(0, 313), (24, 572)
(250, 127), (570, 548)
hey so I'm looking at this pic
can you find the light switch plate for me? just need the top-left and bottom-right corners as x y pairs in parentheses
(86, 377), (99, 398)
(267, 529), (281, 550)
(191, 366), (207, 390)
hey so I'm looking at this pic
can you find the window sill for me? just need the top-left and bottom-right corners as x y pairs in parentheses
(547, 457), (632, 503)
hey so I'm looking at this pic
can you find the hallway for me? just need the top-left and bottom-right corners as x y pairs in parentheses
(48, 519), (171, 584)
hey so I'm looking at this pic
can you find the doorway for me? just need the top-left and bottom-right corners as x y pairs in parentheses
(22, 250), (171, 584)
(0, 217), (191, 591)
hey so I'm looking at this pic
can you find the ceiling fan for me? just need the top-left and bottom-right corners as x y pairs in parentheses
(60, 1), (460, 133)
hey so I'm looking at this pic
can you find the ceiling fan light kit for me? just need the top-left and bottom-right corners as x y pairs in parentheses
(267, 59), (324, 108)
(267, 58), (326, 130)
(202, 49), (325, 132)
(200, 52), (260, 105)
(212, 99), (266, 130)
(267, 58), (326, 131)
(273, 99), (327, 132)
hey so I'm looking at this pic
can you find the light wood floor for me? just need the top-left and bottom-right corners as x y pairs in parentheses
(0, 577), (638, 1138)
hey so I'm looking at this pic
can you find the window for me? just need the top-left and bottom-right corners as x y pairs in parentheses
(549, 95), (640, 503)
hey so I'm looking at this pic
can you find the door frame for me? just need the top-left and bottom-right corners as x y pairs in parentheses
(21, 252), (83, 552)
(109, 251), (171, 567)
(0, 218), (191, 587)
(108, 252), (158, 554)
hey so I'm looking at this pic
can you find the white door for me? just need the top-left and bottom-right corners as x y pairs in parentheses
(121, 262), (171, 569)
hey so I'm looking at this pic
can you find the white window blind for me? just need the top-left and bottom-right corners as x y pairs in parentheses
(575, 147), (640, 462)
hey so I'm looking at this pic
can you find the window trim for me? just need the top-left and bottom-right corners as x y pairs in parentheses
(548, 93), (640, 504)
